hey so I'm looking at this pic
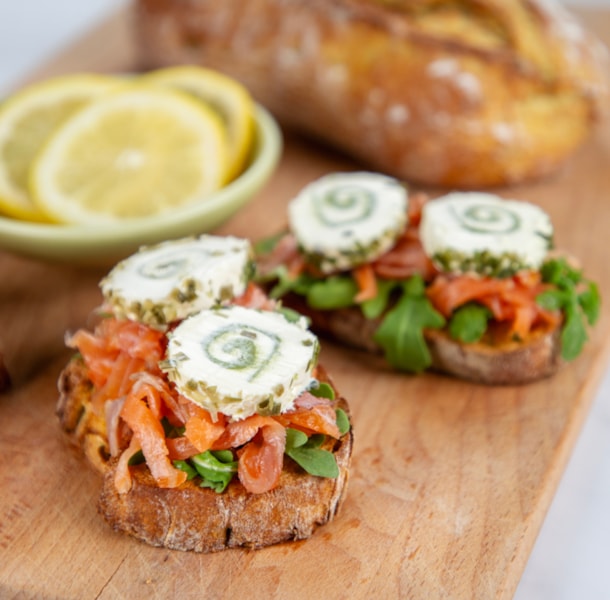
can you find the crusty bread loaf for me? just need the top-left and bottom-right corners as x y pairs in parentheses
(284, 296), (563, 385)
(133, 0), (609, 188)
(57, 358), (353, 552)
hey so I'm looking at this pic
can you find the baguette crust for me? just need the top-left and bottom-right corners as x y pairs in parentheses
(133, 0), (609, 188)
(284, 296), (563, 384)
(57, 358), (353, 552)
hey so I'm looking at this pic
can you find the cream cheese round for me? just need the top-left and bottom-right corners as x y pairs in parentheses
(420, 192), (553, 276)
(101, 235), (253, 328)
(287, 171), (408, 273)
(162, 306), (319, 420)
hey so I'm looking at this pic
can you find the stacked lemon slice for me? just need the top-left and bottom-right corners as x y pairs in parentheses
(0, 67), (256, 225)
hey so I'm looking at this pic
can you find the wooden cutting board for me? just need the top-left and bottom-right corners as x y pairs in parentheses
(1, 6), (609, 600)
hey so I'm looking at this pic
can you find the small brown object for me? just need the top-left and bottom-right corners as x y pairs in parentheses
(133, 0), (609, 188)
(57, 358), (353, 552)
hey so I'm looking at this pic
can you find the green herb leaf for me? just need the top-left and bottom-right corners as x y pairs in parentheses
(309, 380), (335, 400)
(306, 276), (358, 309)
(254, 232), (285, 256)
(285, 428), (339, 478)
(266, 265), (304, 298)
(540, 257), (581, 286)
(285, 427), (308, 450)
(211, 449), (235, 463)
(360, 278), (397, 319)
(190, 450), (238, 493)
(561, 298), (589, 361)
(373, 275), (446, 372)
(128, 449), (144, 466)
(403, 274), (426, 296)
(536, 289), (569, 312)
(173, 459), (197, 480)
(537, 258), (601, 361)
(335, 408), (350, 436)
(579, 281), (601, 326)
(286, 445), (339, 478)
(448, 303), (492, 343)
(307, 434), (326, 448)
(277, 306), (308, 324)
(161, 417), (185, 439)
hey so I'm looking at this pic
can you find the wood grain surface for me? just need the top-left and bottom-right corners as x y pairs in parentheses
(1, 6), (610, 600)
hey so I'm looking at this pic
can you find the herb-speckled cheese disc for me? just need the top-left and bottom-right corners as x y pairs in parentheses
(101, 235), (253, 328)
(420, 192), (553, 276)
(162, 306), (319, 420)
(287, 172), (408, 273)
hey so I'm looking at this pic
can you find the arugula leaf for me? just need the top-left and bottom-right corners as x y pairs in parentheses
(161, 417), (185, 439)
(285, 428), (339, 478)
(253, 232), (286, 256)
(286, 427), (308, 449)
(579, 281), (601, 326)
(306, 275), (358, 309)
(536, 289), (569, 312)
(189, 450), (238, 493)
(128, 449), (145, 466)
(561, 297), (590, 362)
(309, 380), (335, 400)
(360, 278), (397, 319)
(265, 265), (314, 298)
(373, 275), (445, 372)
(276, 305), (310, 325)
(335, 408), (351, 436)
(173, 459), (198, 480)
(448, 303), (492, 343)
(537, 258), (601, 361)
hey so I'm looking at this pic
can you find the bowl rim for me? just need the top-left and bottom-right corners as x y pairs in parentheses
(0, 103), (282, 258)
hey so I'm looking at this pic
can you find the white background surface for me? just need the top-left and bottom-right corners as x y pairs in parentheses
(0, 1), (609, 598)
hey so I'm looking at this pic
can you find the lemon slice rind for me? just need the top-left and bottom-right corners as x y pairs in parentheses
(140, 66), (255, 182)
(30, 86), (230, 225)
(0, 73), (119, 222)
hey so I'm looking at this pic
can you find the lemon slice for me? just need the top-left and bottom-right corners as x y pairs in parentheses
(0, 73), (119, 221)
(30, 86), (229, 224)
(140, 66), (255, 181)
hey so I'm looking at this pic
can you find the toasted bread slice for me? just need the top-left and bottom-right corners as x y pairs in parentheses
(285, 297), (563, 385)
(98, 425), (351, 552)
(57, 358), (353, 552)
(57, 358), (110, 473)
(424, 326), (562, 385)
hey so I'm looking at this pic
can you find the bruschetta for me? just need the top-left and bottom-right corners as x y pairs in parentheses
(57, 234), (352, 552)
(256, 172), (600, 384)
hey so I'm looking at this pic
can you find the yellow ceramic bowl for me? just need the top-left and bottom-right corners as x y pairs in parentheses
(0, 104), (281, 266)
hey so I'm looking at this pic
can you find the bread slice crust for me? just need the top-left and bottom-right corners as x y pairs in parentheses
(284, 296), (563, 385)
(57, 359), (353, 552)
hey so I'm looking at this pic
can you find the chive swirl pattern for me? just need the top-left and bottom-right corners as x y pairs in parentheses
(203, 323), (280, 382)
(451, 203), (520, 234)
(138, 248), (210, 280)
(313, 185), (375, 227)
